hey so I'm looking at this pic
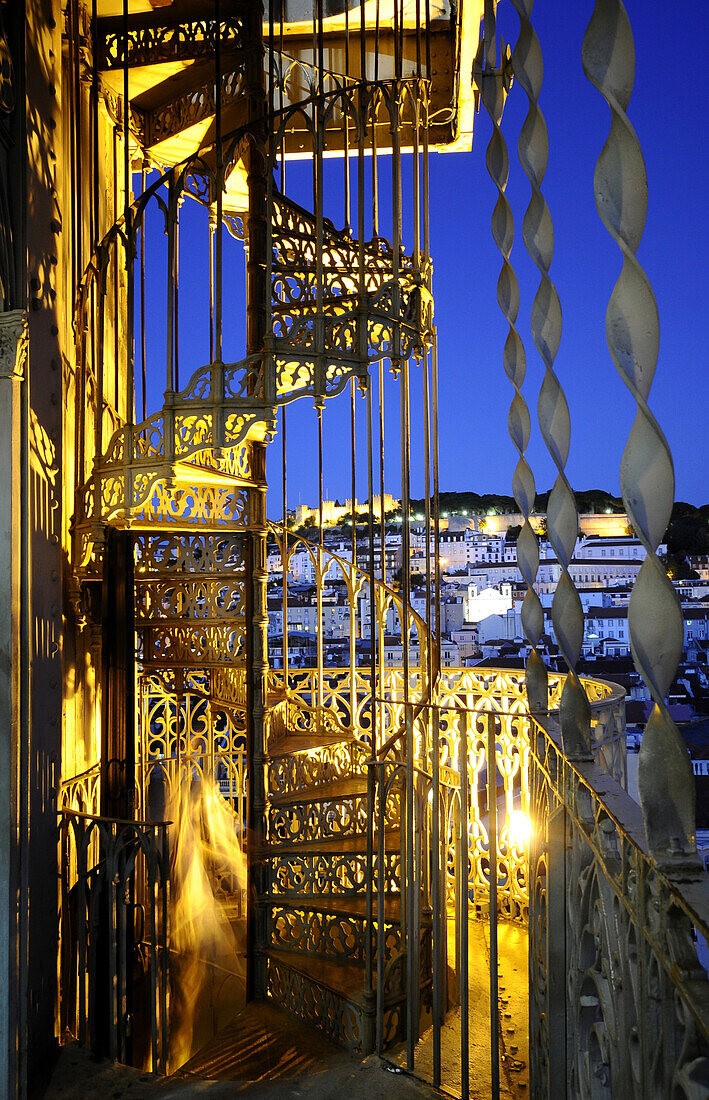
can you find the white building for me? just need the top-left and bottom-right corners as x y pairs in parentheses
(477, 609), (523, 644)
(464, 582), (514, 624)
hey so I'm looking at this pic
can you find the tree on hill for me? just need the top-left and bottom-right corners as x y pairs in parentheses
(665, 502), (709, 559)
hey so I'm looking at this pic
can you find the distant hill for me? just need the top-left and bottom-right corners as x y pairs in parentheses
(406, 492), (709, 574)
(408, 489), (626, 516)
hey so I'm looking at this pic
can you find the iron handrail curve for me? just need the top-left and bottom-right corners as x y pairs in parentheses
(267, 522), (436, 745)
(531, 710), (709, 945)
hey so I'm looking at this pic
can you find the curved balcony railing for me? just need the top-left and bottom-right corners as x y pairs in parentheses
(262, 662), (626, 928)
(362, 672), (709, 1093)
(529, 711), (709, 1096)
(268, 663), (626, 777)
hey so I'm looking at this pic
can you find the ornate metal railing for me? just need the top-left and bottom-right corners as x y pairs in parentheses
(267, 664), (625, 780)
(529, 712), (709, 1097)
(138, 668), (248, 824)
(59, 763), (101, 817)
(56, 3), (706, 1096)
(363, 666), (707, 1099)
(59, 810), (170, 1074)
(436, 667), (627, 788)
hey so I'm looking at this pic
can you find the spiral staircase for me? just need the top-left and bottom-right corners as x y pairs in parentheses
(263, 709), (415, 1051)
(50, 2), (709, 1096)
(71, 169), (433, 1062)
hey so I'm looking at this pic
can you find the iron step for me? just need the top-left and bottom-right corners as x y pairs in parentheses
(269, 775), (368, 806)
(265, 829), (400, 857)
(267, 731), (354, 758)
(265, 951), (370, 1052)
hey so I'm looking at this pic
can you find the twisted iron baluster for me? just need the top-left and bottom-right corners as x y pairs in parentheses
(481, 4), (547, 715)
(583, 0), (697, 863)
(511, 0), (589, 755)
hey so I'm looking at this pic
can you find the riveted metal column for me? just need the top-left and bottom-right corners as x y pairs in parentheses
(0, 311), (28, 1099)
(486, 710), (500, 1100)
(244, 1), (270, 1000)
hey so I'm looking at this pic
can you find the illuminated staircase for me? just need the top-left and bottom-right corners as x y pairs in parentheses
(68, 6), (436, 1064)
(263, 713), (425, 1053)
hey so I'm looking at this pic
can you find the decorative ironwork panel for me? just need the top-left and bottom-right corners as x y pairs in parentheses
(98, 12), (248, 70)
(59, 764), (101, 816)
(268, 850), (401, 897)
(268, 905), (402, 964)
(138, 669), (247, 826)
(266, 955), (364, 1052)
(529, 714), (709, 1097)
(140, 69), (246, 149)
(269, 785), (400, 847)
(268, 741), (364, 798)
(59, 811), (170, 1074)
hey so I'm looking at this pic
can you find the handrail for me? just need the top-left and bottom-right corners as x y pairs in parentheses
(529, 708), (709, 1082)
(60, 807), (172, 830)
(268, 523), (436, 752)
(531, 711), (709, 940)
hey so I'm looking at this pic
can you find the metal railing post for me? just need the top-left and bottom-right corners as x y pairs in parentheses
(459, 708), (469, 1100)
(487, 710), (500, 1100)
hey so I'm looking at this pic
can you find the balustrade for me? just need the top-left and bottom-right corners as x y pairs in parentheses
(529, 712), (709, 1097)
(59, 811), (170, 1074)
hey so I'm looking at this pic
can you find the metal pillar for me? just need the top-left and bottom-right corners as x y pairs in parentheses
(244, 1), (270, 1002)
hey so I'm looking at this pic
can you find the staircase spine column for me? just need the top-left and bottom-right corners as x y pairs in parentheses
(0, 310), (28, 1098)
(245, 1), (269, 1002)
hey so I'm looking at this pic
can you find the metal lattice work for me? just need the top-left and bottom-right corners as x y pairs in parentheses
(480, 3), (547, 720)
(510, 0), (590, 759)
(59, 811), (170, 1074)
(134, 529), (249, 822)
(97, 10), (248, 71)
(529, 712), (709, 1097)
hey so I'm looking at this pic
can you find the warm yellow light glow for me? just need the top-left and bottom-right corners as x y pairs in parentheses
(168, 779), (246, 1070)
(172, 461), (242, 488)
(508, 810), (532, 849)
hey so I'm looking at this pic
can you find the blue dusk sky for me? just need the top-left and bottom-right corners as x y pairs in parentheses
(271, 1), (709, 514)
(425, 0), (709, 510)
(141, 2), (709, 513)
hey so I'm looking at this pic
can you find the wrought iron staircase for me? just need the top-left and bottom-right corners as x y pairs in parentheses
(263, 726), (402, 1052)
(68, 149), (434, 1058)
(64, 0), (450, 1074)
(52, 2), (709, 1096)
